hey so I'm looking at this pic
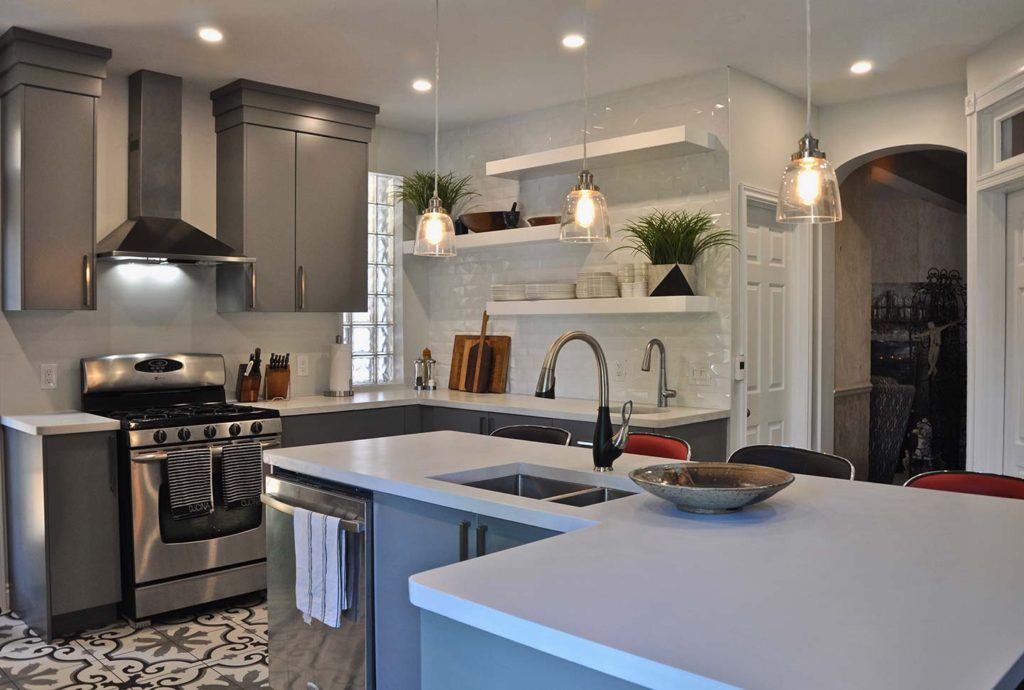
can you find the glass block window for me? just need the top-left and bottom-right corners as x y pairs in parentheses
(344, 172), (401, 385)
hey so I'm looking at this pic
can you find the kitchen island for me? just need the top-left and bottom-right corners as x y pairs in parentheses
(265, 432), (1024, 690)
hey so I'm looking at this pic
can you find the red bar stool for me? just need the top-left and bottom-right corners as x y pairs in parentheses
(903, 471), (1024, 499)
(624, 433), (691, 461)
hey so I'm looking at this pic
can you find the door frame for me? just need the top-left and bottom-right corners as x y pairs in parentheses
(966, 67), (1024, 476)
(731, 184), (815, 452)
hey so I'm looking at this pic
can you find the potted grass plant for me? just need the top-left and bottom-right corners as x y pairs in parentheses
(612, 209), (735, 296)
(393, 171), (479, 217)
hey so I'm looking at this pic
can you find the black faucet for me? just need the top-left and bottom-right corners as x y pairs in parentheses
(535, 330), (632, 471)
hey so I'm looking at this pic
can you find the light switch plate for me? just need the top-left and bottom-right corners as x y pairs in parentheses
(41, 363), (57, 390)
(296, 355), (309, 377)
(688, 362), (712, 387)
(612, 360), (628, 382)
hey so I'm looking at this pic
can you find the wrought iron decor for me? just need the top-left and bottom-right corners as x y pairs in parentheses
(870, 269), (966, 479)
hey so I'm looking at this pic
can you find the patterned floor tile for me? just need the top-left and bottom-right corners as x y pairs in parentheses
(0, 596), (269, 690)
(0, 654), (124, 690)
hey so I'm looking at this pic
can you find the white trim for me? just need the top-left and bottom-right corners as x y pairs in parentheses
(967, 64), (1024, 476)
(732, 184), (814, 452)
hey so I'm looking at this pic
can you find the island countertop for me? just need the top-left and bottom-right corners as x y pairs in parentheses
(264, 432), (1024, 690)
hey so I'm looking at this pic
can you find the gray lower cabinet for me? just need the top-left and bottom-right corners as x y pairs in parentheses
(0, 29), (111, 311)
(281, 406), (416, 447)
(420, 408), (555, 436)
(374, 493), (557, 689)
(3, 428), (121, 640)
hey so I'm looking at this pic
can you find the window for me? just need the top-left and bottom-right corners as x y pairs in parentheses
(344, 172), (402, 385)
(1000, 110), (1024, 162)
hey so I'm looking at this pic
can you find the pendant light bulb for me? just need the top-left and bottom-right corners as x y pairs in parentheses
(414, 0), (457, 257)
(560, 2), (611, 243)
(777, 0), (842, 224)
(560, 171), (611, 242)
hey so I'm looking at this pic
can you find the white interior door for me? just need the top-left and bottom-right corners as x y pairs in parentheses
(1003, 188), (1024, 475)
(745, 200), (792, 446)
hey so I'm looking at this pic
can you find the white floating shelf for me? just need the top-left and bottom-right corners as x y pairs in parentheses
(486, 295), (716, 316)
(403, 224), (564, 254)
(485, 125), (716, 180)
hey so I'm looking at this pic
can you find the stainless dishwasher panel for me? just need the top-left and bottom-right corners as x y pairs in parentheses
(264, 473), (374, 690)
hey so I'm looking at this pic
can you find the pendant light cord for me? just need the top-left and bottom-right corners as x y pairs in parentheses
(433, 0), (440, 200)
(582, 1), (589, 169)
(804, 0), (811, 135)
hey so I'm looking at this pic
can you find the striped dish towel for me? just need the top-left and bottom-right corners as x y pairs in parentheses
(294, 507), (350, 628)
(221, 442), (263, 509)
(164, 447), (214, 520)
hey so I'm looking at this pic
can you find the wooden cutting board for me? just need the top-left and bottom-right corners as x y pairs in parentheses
(449, 335), (510, 393)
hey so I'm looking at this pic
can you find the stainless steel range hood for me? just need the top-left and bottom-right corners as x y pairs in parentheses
(97, 70), (252, 265)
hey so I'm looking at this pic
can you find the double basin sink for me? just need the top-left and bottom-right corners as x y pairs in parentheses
(449, 471), (635, 507)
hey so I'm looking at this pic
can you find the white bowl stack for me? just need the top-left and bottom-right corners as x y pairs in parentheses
(576, 271), (619, 299)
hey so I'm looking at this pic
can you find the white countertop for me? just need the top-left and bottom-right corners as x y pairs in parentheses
(0, 412), (121, 436)
(250, 389), (729, 429)
(265, 432), (1024, 690)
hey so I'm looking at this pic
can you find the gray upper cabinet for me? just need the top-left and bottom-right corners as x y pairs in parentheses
(295, 133), (368, 312)
(0, 28), (111, 311)
(212, 79), (378, 313)
(216, 124), (297, 312)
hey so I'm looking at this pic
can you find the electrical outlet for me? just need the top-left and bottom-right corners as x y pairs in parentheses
(296, 355), (309, 377)
(688, 362), (712, 386)
(41, 363), (57, 390)
(612, 360), (628, 382)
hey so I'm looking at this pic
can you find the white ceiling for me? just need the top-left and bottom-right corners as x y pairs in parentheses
(4, 0), (1023, 132)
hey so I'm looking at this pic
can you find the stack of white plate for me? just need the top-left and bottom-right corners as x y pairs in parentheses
(490, 284), (528, 301)
(576, 271), (619, 299)
(524, 283), (576, 300)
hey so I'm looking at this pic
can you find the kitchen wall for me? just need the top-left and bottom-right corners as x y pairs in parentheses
(404, 69), (733, 408)
(818, 84), (967, 175)
(0, 72), (427, 415)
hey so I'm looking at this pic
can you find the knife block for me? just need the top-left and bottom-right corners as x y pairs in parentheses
(264, 366), (291, 401)
(236, 364), (261, 403)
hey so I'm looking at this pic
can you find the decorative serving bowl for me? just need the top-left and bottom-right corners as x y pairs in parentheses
(628, 462), (795, 514)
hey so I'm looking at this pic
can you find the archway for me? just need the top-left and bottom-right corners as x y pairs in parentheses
(829, 144), (967, 483)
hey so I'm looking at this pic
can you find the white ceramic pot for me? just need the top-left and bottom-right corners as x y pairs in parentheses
(648, 263), (697, 296)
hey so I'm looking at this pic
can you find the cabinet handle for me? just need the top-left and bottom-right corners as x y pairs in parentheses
(458, 521), (470, 562)
(249, 263), (257, 311)
(476, 524), (487, 557)
(82, 254), (93, 309)
(297, 265), (307, 311)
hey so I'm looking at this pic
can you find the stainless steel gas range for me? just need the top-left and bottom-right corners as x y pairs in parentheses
(81, 353), (280, 622)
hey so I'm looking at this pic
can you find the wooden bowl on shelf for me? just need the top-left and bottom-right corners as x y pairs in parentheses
(460, 212), (507, 233)
(527, 215), (560, 227)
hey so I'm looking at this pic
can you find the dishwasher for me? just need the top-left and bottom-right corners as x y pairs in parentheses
(262, 470), (374, 690)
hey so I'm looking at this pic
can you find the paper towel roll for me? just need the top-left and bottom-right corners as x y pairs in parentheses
(328, 340), (353, 396)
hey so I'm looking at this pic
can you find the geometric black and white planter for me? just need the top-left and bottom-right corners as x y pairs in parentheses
(648, 263), (697, 296)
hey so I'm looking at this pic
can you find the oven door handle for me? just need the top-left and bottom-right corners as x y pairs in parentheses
(131, 439), (281, 464)
(260, 493), (366, 533)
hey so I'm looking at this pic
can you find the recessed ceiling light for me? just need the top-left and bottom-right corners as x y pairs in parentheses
(561, 33), (586, 49)
(197, 27), (223, 43)
(412, 79), (432, 92)
(850, 60), (873, 75)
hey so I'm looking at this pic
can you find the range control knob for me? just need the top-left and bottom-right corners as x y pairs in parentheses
(251, 421), (264, 435)
(177, 427), (191, 442)
(153, 429), (167, 444)
(204, 425), (217, 439)
(228, 423), (242, 437)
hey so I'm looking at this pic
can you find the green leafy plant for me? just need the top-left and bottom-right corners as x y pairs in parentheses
(393, 171), (479, 215)
(611, 209), (736, 265)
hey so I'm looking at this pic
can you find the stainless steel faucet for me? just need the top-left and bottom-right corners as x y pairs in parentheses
(535, 330), (632, 471)
(641, 338), (677, 408)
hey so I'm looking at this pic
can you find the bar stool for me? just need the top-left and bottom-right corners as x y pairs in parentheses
(624, 433), (691, 461)
(490, 425), (572, 446)
(904, 471), (1024, 499)
(728, 445), (855, 480)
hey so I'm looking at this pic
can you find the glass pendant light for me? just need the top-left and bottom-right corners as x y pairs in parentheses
(777, 0), (842, 224)
(560, 3), (611, 242)
(414, 0), (457, 257)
